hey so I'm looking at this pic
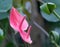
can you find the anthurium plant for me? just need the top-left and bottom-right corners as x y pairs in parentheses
(0, 0), (60, 47)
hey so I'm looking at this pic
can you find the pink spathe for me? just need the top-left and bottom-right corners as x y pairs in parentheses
(9, 7), (32, 44)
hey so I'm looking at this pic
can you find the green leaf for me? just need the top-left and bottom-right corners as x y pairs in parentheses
(47, 3), (56, 13)
(0, 12), (9, 20)
(0, 18), (9, 37)
(45, 22), (60, 43)
(40, 2), (56, 14)
(0, 28), (4, 43)
(41, 12), (59, 22)
(0, 0), (12, 12)
(0, 28), (3, 36)
(41, 0), (60, 22)
(50, 31), (59, 42)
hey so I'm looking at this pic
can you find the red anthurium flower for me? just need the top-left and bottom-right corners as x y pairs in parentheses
(9, 7), (32, 44)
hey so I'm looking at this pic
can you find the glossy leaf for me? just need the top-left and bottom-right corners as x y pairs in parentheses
(0, 12), (9, 20)
(0, 0), (12, 12)
(41, 12), (59, 22)
(45, 22), (60, 43)
(41, 0), (60, 22)
(0, 28), (4, 43)
(0, 28), (3, 36)
(0, 18), (9, 37)
(50, 31), (59, 42)
(40, 2), (56, 14)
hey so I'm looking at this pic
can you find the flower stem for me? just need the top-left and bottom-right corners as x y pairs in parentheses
(53, 11), (60, 20)
(31, 19), (49, 37)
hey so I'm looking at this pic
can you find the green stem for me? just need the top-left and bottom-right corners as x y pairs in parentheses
(53, 11), (60, 20)
(52, 40), (60, 47)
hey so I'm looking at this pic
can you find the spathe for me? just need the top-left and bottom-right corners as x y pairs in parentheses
(9, 7), (32, 44)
